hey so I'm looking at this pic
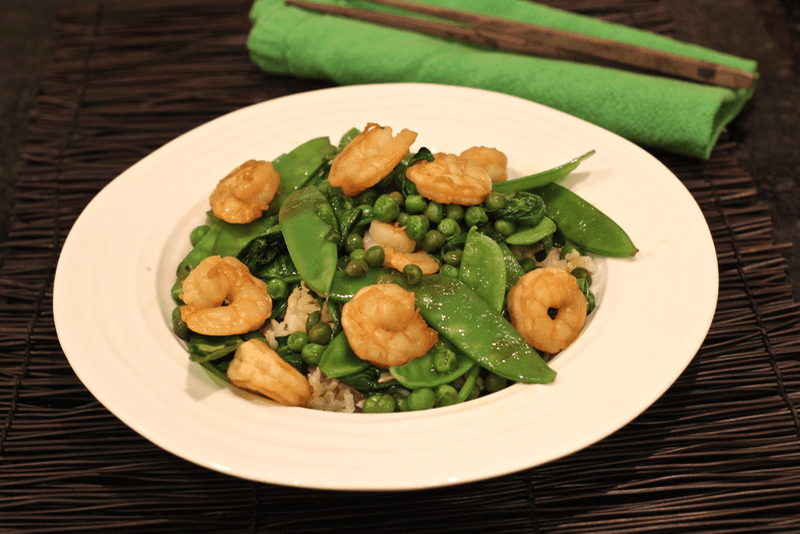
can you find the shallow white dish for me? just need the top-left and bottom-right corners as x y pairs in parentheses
(54, 83), (717, 491)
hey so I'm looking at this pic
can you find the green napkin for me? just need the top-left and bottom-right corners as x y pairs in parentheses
(247, 0), (757, 159)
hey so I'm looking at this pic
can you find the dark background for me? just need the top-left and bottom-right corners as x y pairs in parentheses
(2, 0), (799, 298)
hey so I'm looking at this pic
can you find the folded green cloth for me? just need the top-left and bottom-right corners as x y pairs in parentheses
(247, 0), (757, 159)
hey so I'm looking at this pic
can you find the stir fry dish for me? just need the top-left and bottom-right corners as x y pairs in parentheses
(170, 123), (638, 413)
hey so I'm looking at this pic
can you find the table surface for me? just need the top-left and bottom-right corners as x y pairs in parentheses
(1, 0), (800, 531)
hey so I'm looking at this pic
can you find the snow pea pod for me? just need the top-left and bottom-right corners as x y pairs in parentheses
(389, 338), (475, 388)
(267, 136), (337, 215)
(536, 183), (638, 258)
(279, 186), (338, 297)
(492, 150), (595, 194)
(318, 331), (371, 378)
(328, 267), (408, 302)
(498, 241), (524, 291)
(458, 227), (506, 312)
(505, 216), (557, 246)
(414, 275), (556, 384)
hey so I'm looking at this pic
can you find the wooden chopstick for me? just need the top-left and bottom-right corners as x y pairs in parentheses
(285, 0), (757, 90)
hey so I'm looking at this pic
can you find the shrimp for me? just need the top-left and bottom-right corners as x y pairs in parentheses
(383, 248), (441, 275)
(227, 339), (313, 406)
(405, 152), (492, 205)
(328, 123), (418, 196)
(363, 220), (415, 253)
(506, 267), (587, 354)
(180, 255), (272, 336)
(460, 146), (508, 183)
(341, 283), (438, 368)
(363, 220), (440, 274)
(210, 159), (280, 224)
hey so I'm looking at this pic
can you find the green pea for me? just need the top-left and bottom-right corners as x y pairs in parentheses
(484, 372), (508, 393)
(403, 214), (429, 242)
(440, 264), (459, 278)
(306, 310), (322, 332)
(424, 201), (444, 224)
(405, 194), (427, 214)
(571, 267), (593, 285)
(437, 217), (461, 238)
(421, 229), (446, 252)
(344, 232), (364, 253)
(403, 264), (424, 285)
(287, 331), (309, 352)
(494, 219), (517, 237)
(445, 204), (464, 222)
(344, 259), (369, 278)
(301, 342), (325, 366)
(433, 347), (458, 374)
(337, 255), (351, 269)
(349, 248), (366, 261)
(363, 394), (396, 414)
(374, 194), (400, 222)
(435, 384), (459, 407)
(364, 245), (385, 268)
(357, 204), (374, 221)
(189, 224), (211, 247)
(388, 191), (405, 208)
(519, 257), (537, 273)
(395, 396), (410, 412)
(308, 321), (333, 345)
(396, 212), (410, 227)
(407, 387), (436, 411)
(484, 191), (508, 210)
(443, 249), (462, 266)
(267, 278), (289, 300)
(560, 244), (581, 259)
(464, 205), (488, 227)
(171, 306), (189, 340)
(357, 189), (378, 206)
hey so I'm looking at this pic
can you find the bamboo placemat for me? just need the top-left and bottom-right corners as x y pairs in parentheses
(2, 1), (800, 531)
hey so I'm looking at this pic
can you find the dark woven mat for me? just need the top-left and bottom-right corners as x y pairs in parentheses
(2, 1), (800, 532)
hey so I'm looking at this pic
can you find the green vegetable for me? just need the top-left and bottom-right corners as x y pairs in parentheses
(492, 150), (595, 194)
(267, 136), (338, 214)
(328, 267), (407, 302)
(414, 275), (556, 384)
(389, 339), (475, 388)
(301, 343), (326, 366)
(176, 212), (278, 280)
(536, 183), (638, 258)
(407, 388), (436, 411)
(318, 331), (371, 378)
(456, 364), (481, 403)
(458, 227), (506, 312)
(498, 241), (525, 290)
(186, 334), (243, 363)
(190, 225), (211, 247)
(279, 186), (339, 296)
(287, 331), (309, 352)
(363, 394), (396, 414)
(505, 216), (557, 246)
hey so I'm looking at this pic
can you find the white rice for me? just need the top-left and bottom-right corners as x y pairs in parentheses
(262, 282), (320, 350)
(538, 248), (598, 274)
(305, 366), (363, 413)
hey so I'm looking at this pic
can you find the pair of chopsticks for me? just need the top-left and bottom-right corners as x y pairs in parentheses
(285, 0), (757, 90)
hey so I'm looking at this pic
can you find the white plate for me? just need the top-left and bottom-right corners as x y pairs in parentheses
(54, 83), (717, 491)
